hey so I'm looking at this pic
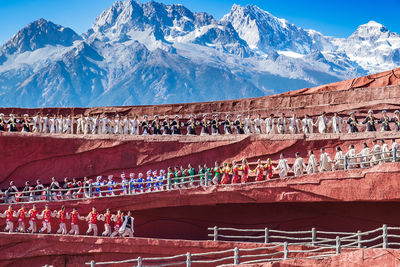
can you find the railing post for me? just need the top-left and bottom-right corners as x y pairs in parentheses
(393, 147), (397, 162)
(128, 181), (132, 195)
(336, 236), (341, 254)
(4, 192), (8, 204)
(213, 226), (218, 241)
(89, 184), (93, 198)
(357, 230), (362, 248)
(186, 252), (191, 267)
(46, 188), (51, 201)
(132, 183), (137, 195)
(311, 228), (316, 246)
(90, 260), (95, 267)
(137, 256), (142, 267)
(264, 227), (269, 243)
(167, 175), (171, 191)
(234, 247), (239, 265)
(283, 242), (288, 259)
(383, 224), (388, 249)
(344, 156), (348, 170)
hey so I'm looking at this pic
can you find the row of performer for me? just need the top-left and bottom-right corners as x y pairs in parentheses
(4, 138), (398, 203)
(0, 204), (134, 237)
(1, 109), (400, 135)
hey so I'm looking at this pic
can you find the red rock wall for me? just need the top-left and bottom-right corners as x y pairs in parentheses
(1, 70), (400, 189)
(0, 226), (392, 266)
(0, 233), (288, 267)
(1, 68), (400, 266)
(285, 67), (400, 95)
(1, 164), (400, 241)
(254, 248), (400, 267)
(0, 68), (399, 119)
(0, 232), (342, 267)
(2, 131), (400, 188)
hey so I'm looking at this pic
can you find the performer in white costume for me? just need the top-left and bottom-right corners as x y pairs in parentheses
(292, 152), (307, 177)
(333, 146), (345, 171)
(307, 150), (318, 174)
(302, 114), (314, 134)
(345, 144), (357, 169)
(265, 114), (275, 134)
(331, 112), (343, 133)
(319, 147), (332, 171)
(288, 114), (300, 134)
(315, 112), (328, 133)
(274, 153), (290, 178)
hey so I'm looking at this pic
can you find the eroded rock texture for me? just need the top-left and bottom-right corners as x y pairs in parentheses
(1, 68), (400, 266)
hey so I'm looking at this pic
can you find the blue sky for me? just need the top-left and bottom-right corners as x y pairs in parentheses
(0, 0), (399, 45)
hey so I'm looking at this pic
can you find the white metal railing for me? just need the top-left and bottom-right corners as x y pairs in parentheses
(85, 224), (400, 266)
(0, 173), (212, 204)
(84, 243), (336, 266)
(2, 148), (399, 204)
(341, 148), (399, 170)
(207, 224), (400, 249)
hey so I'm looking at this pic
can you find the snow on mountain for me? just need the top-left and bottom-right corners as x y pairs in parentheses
(0, 1), (398, 107)
(335, 21), (400, 73)
(0, 40), (106, 107)
(86, 0), (251, 57)
(1, 19), (81, 57)
(222, 4), (334, 54)
(91, 44), (264, 106)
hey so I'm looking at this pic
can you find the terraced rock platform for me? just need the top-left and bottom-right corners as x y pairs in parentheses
(1, 68), (400, 266)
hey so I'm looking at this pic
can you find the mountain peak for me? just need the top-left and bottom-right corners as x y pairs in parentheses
(354, 20), (388, 33)
(223, 4), (324, 54)
(34, 18), (48, 25)
(228, 4), (272, 19)
(1, 18), (81, 55)
(90, 0), (197, 39)
(363, 20), (385, 28)
(349, 20), (391, 40)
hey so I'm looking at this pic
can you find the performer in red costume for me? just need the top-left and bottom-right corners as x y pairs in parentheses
(67, 207), (84, 235)
(1, 205), (14, 233)
(265, 158), (274, 179)
(86, 207), (99, 236)
(220, 162), (231, 184)
(240, 158), (249, 184)
(38, 204), (54, 234)
(101, 208), (113, 236)
(231, 161), (240, 184)
(16, 205), (27, 233)
(27, 204), (39, 233)
(56, 206), (67, 235)
(254, 159), (265, 182)
(110, 210), (123, 237)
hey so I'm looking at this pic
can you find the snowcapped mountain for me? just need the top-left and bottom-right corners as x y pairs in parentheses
(86, 1), (252, 56)
(0, 1), (399, 107)
(335, 21), (400, 73)
(1, 19), (81, 56)
(222, 4), (334, 54)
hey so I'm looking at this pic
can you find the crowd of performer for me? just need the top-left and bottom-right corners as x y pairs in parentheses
(0, 204), (134, 237)
(3, 137), (399, 204)
(1, 109), (400, 135)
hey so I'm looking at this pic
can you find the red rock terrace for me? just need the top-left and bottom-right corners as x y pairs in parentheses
(1, 68), (400, 266)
